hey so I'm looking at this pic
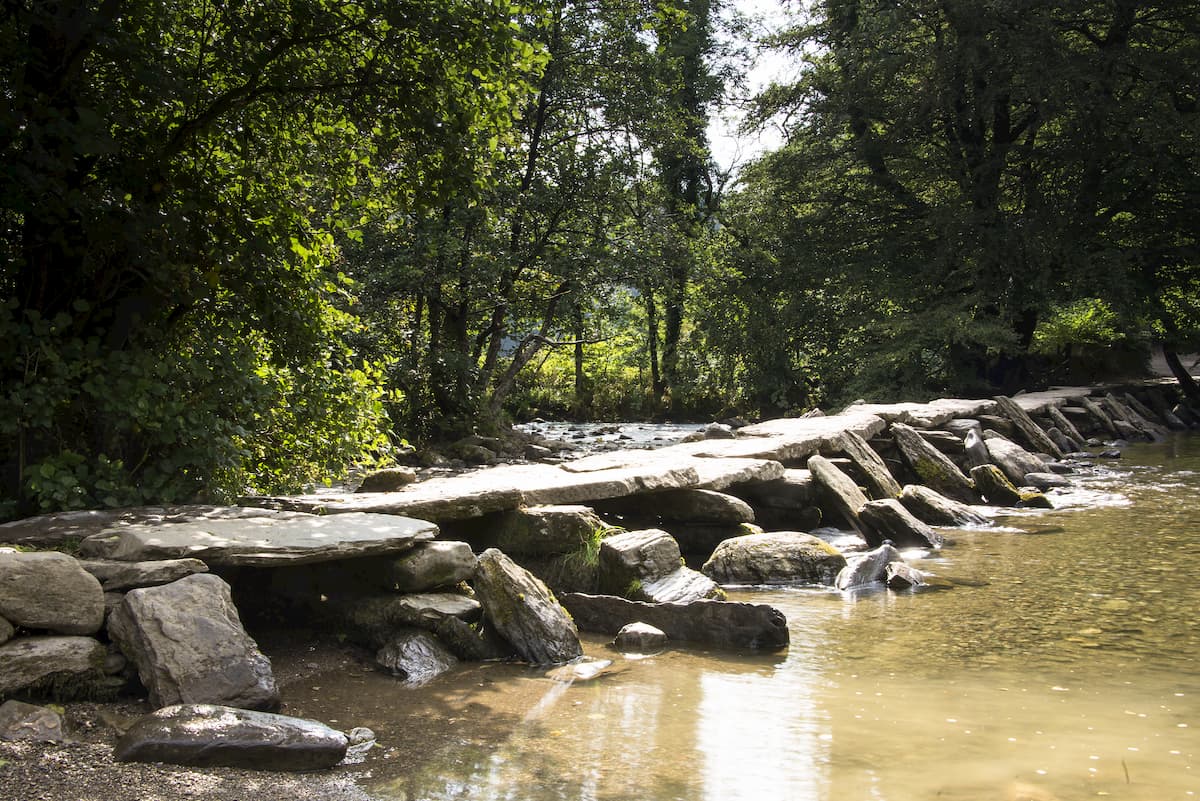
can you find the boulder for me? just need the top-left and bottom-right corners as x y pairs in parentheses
(356, 467), (418, 492)
(982, 432), (1050, 486)
(729, 470), (817, 511)
(975, 414), (1016, 437)
(79, 511), (438, 567)
(898, 485), (991, 527)
(915, 429), (966, 455)
(1046, 427), (1078, 455)
(0, 700), (66, 742)
(0, 615), (12, 645)
(597, 529), (719, 603)
(472, 549), (582, 665)
(944, 418), (982, 438)
(1080, 397), (1120, 437)
(375, 630), (458, 684)
(993, 395), (1064, 458)
(702, 422), (736, 439)
(560, 593), (789, 651)
(1046, 405), (1086, 445)
(835, 543), (904, 590)
(0, 635), (107, 697)
(962, 429), (991, 470)
(76, 558), (209, 592)
(107, 573), (279, 710)
(884, 562), (927, 590)
(596, 489), (754, 524)
(114, 704), (349, 771)
(807, 455), (870, 532)
(379, 541), (477, 593)
(745, 506), (823, 533)
(1023, 472), (1071, 491)
(969, 464), (1023, 506)
(431, 616), (516, 662)
(489, 505), (607, 556)
(858, 499), (943, 549)
(329, 592), (482, 647)
(889, 423), (979, 504)
(0, 551), (104, 635)
(701, 532), (846, 586)
(613, 622), (668, 653)
(663, 522), (763, 556)
(835, 430), (902, 499)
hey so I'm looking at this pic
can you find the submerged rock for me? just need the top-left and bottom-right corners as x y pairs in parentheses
(473, 549), (582, 665)
(560, 593), (789, 651)
(701, 531), (846, 586)
(115, 704), (349, 771)
(884, 561), (926, 590)
(375, 630), (458, 684)
(835, 543), (904, 590)
(613, 622), (668, 653)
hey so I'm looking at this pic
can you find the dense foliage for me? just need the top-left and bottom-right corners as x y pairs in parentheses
(2, 0), (1196, 517)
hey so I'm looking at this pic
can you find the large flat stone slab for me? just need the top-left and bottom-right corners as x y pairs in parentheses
(846, 399), (998, 428)
(78, 512), (437, 567)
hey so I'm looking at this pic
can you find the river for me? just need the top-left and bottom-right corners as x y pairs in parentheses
(281, 435), (1198, 801)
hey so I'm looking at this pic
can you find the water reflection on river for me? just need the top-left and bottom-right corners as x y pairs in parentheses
(283, 436), (1199, 801)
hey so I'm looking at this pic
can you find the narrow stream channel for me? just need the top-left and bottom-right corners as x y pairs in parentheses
(281, 435), (1199, 801)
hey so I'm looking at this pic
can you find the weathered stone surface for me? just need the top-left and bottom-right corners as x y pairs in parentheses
(107, 573), (279, 710)
(76, 558), (209, 592)
(729, 469), (816, 510)
(969, 464), (1023, 506)
(330, 592), (482, 647)
(701, 532), (846, 586)
(357, 467), (418, 492)
(489, 505), (606, 556)
(976, 414), (1016, 437)
(807, 455), (870, 532)
(1081, 397), (1120, 437)
(835, 543), (904, 590)
(560, 593), (789, 651)
(703, 422), (736, 439)
(1024, 472), (1071, 491)
(663, 522), (762, 556)
(0, 551), (104, 635)
(835, 430), (902, 499)
(898, 485), (991, 527)
(1116, 393), (1168, 437)
(885, 561), (927, 590)
(597, 529), (720, 603)
(685, 410), (888, 463)
(597, 489), (755, 524)
(993, 395), (1065, 458)
(944, 418), (982, 438)
(79, 512), (438, 567)
(115, 704), (349, 771)
(890, 423), (979, 504)
(745, 506), (823, 533)
(916, 429), (966, 455)
(375, 630), (458, 684)
(847, 399), (996, 428)
(963, 429), (991, 470)
(858, 499), (943, 549)
(0, 635), (107, 697)
(1046, 405), (1086, 445)
(1046, 427), (1078, 455)
(0, 700), (66, 742)
(613, 622), (668, 653)
(432, 616), (516, 662)
(382, 541), (477, 592)
(982, 432), (1050, 486)
(473, 549), (582, 664)
(0, 615), (12, 645)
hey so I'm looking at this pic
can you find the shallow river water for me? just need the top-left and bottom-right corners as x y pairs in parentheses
(283, 436), (1199, 801)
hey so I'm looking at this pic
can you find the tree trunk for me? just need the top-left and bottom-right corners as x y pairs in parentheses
(1162, 345), (1200, 408)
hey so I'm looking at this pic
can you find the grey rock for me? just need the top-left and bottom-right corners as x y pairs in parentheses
(79, 512), (438, 567)
(1023, 472), (1071, 491)
(835, 430), (902, 499)
(76, 558), (209, 592)
(975, 414), (1016, 437)
(963, 429), (991, 470)
(560, 593), (789, 651)
(944, 418), (982, 438)
(0, 551), (104, 635)
(1099, 449), (1123, 459)
(544, 656), (616, 683)
(597, 529), (684, 594)
(662, 522), (764, 556)
(375, 630), (457, 684)
(807, 455), (870, 533)
(1046, 405), (1087, 445)
(597, 489), (754, 524)
(330, 592), (482, 647)
(490, 505), (607, 556)
(0, 615), (12, 645)
(701, 532), (846, 586)
(114, 704), (349, 771)
(982, 432), (1050, 486)
(473, 549), (582, 665)
(970, 464), (1023, 506)
(383, 541), (477, 593)
(899, 485), (990, 527)
(0, 700), (66, 742)
(835, 543), (904, 590)
(916, 429), (966, 455)
(729, 470), (816, 510)
(858, 499), (943, 549)
(889, 423), (979, 504)
(639, 568), (723, 604)
(107, 573), (279, 710)
(356, 467), (418, 492)
(1046, 426), (1078, 455)
(993, 395), (1065, 458)
(613, 622), (668, 653)
(884, 561), (927, 590)
(432, 616), (516, 662)
(1081, 397), (1120, 437)
(0, 635), (107, 697)
(703, 422), (736, 439)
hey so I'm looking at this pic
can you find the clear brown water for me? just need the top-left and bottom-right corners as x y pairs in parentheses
(281, 436), (1199, 801)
